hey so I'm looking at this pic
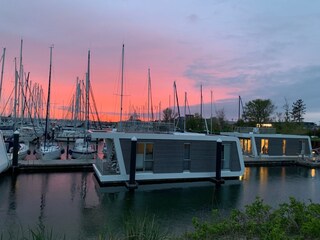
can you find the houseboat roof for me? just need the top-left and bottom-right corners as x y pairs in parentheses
(221, 131), (311, 139)
(90, 130), (240, 142)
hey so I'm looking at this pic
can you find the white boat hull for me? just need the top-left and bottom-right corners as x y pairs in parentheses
(0, 131), (11, 173)
(71, 138), (96, 159)
(18, 143), (30, 160)
(71, 150), (96, 159)
(35, 144), (62, 160)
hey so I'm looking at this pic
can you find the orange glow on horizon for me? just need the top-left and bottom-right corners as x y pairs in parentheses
(0, 41), (239, 124)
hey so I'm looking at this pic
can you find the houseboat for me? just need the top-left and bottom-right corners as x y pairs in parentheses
(90, 129), (245, 185)
(221, 127), (312, 162)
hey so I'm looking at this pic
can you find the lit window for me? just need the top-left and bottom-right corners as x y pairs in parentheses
(282, 139), (286, 155)
(261, 139), (269, 154)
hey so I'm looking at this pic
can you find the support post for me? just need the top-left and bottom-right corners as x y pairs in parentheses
(96, 139), (99, 159)
(213, 138), (225, 185)
(66, 137), (70, 159)
(12, 130), (19, 170)
(126, 136), (138, 189)
(51, 128), (55, 140)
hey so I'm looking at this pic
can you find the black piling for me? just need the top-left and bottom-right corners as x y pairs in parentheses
(51, 128), (55, 140)
(213, 138), (225, 185)
(95, 139), (99, 158)
(126, 136), (138, 190)
(12, 130), (19, 173)
(66, 137), (70, 159)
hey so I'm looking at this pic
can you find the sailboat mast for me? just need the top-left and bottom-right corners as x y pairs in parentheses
(184, 92), (187, 132)
(74, 77), (80, 127)
(0, 48), (6, 105)
(86, 50), (90, 131)
(44, 45), (53, 147)
(19, 39), (24, 121)
(119, 44), (124, 131)
(148, 68), (150, 122)
(147, 67), (154, 122)
(211, 90), (213, 134)
(200, 84), (203, 118)
(13, 58), (18, 130)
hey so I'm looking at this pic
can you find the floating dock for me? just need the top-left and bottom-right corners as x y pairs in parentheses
(14, 159), (95, 172)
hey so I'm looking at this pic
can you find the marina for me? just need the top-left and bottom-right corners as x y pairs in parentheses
(0, 1), (320, 238)
(1, 127), (319, 177)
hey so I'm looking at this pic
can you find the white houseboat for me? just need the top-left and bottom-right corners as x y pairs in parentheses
(91, 129), (245, 185)
(221, 127), (312, 162)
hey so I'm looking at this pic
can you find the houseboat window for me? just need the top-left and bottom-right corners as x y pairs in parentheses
(136, 143), (154, 172)
(240, 138), (251, 155)
(261, 139), (269, 154)
(222, 144), (231, 170)
(136, 143), (145, 171)
(145, 143), (153, 160)
(184, 143), (191, 159)
(282, 139), (286, 155)
(299, 140), (306, 155)
(145, 143), (154, 171)
(183, 143), (191, 171)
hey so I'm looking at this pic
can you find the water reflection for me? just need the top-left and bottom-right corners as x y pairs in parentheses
(1, 166), (320, 239)
(38, 175), (49, 229)
(9, 175), (17, 212)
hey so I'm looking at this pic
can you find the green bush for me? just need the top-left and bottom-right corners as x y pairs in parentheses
(183, 197), (320, 240)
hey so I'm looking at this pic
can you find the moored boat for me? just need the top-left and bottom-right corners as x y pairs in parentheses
(7, 142), (30, 160)
(0, 131), (11, 173)
(91, 129), (245, 185)
(221, 127), (312, 162)
(34, 142), (63, 160)
(71, 138), (96, 159)
(33, 46), (64, 160)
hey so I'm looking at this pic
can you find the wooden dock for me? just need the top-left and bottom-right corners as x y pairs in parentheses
(16, 159), (95, 172)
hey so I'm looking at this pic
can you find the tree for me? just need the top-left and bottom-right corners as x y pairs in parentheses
(283, 98), (291, 122)
(162, 108), (175, 122)
(128, 111), (140, 121)
(187, 113), (204, 132)
(215, 108), (226, 131)
(290, 99), (306, 123)
(242, 99), (275, 125)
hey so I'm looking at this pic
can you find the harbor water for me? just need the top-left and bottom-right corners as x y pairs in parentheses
(0, 166), (320, 239)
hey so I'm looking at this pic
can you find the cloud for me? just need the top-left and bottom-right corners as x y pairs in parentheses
(187, 14), (199, 23)
(183, 52), (320, 121)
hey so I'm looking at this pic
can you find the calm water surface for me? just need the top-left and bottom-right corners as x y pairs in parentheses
(0, 166), (319, 239)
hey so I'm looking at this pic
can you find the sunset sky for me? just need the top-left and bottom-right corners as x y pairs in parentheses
(1, 0), (320, 123)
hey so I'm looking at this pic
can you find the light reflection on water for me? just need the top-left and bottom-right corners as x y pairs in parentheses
(0, 166), (320, 239)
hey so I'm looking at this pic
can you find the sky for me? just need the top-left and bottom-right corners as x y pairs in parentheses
(1, 0), (320, 123)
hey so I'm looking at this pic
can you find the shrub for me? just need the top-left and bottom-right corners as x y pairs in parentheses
(183, 197), (320, 240)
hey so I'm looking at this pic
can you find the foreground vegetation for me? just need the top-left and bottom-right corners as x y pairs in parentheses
(2, 197), (320, 240)
(181, 197), (320, 240)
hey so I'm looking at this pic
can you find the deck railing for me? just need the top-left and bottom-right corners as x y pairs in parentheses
(234, 127), (276, 134)
(117, 121), (174, 133)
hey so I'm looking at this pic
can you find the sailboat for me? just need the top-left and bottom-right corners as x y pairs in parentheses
(1, 43), (31, 160)
(71, 50), (96, 159)
(35, 45), (63, 160)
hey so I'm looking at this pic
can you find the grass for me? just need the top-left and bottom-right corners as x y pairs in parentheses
(2, 197), (320, 240)
(0, 224), (66, 240)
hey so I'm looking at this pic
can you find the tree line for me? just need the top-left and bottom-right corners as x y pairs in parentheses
(127, 98), (309, 134)
(160, 98), (309, 134)
(241, 98), (306, 125)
